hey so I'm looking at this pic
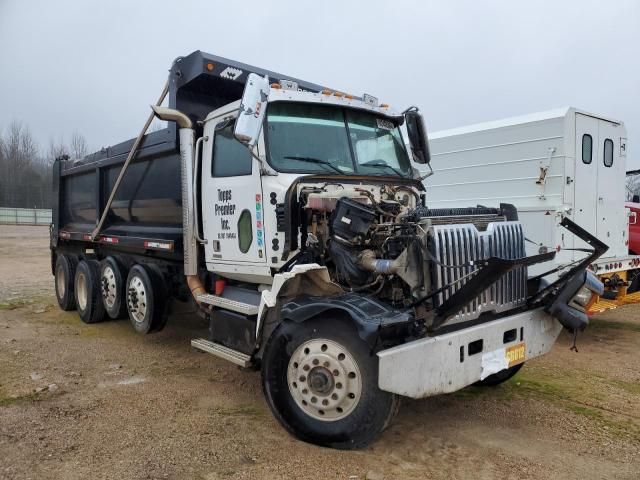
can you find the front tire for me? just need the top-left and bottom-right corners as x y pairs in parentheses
(261, 318), (399, 449)
(74, 260), (106, 324)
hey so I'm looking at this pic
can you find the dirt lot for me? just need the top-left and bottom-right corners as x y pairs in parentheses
(1, 225), (639, 480)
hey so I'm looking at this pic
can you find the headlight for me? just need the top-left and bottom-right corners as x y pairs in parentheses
(569, 271), (604, 312)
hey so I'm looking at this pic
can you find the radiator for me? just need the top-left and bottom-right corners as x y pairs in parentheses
(429, 221), (527, 323)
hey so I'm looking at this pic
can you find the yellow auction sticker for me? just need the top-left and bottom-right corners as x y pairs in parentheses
(506, 342), (526, 367)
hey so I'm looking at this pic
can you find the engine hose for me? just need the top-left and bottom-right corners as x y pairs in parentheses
(358, 250), (400, 275)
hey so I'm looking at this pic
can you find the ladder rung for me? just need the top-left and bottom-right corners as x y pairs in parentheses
(191, 338), (252, 367)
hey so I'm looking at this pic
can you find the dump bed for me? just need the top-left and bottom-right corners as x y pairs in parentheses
(52, 50), (329, 254)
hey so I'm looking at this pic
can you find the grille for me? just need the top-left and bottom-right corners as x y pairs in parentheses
(429, 221), (527, 324)
(427, 214), (507, 231)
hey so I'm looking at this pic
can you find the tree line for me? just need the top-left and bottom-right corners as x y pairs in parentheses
(0, 121), (89, 209)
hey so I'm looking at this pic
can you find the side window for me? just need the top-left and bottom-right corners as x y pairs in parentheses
(212, 122), (253, 177)
(581, 134), (592, 164)
(237, 209), (253, 253)
(604, 138), (614, 167)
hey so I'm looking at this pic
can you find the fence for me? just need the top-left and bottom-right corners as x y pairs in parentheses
(0, 207), (52, 225)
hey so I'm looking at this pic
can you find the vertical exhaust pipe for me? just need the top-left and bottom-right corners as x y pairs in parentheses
(151, 106), (205, 301)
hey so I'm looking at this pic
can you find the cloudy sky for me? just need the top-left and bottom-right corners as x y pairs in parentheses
(1, 0), (638, 166)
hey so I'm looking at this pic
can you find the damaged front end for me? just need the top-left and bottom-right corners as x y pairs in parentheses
(373, 217), (608, 399)
(423, 217), (608, 333)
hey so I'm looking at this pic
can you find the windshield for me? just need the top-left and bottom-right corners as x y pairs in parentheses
(265, 102), (411, 176)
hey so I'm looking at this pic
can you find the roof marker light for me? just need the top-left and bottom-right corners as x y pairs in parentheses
(362, 93), (379, 106)
(321, 89), (332, 96)
(279, 79), (298, 90)
(206, 62), (215, 72)
(270, 83), (282, 89)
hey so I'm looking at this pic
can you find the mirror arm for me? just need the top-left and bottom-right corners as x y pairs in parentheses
(418, 162), (434, 181)
(243, 143), (278, 176)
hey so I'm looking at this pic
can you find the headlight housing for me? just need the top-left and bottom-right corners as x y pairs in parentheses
(547, 270), (604, 332)
(569, 271), (604, 312)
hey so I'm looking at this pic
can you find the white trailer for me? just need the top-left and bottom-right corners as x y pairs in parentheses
(424, 107), (638, 306)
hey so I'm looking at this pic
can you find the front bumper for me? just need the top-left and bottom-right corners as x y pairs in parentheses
(377, 308), (562, 398)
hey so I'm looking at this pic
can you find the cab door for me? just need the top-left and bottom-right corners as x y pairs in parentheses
(202, 108), (266, 264)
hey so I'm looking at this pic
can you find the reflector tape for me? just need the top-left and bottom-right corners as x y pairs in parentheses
(144, 240), (173, 251)
(100, 236), (119, 244)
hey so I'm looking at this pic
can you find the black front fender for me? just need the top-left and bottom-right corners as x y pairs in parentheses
(280, 293), (414, 347)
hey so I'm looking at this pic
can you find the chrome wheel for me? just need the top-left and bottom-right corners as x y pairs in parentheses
(76, 272), (88, 311)
(287, 338), (362, 422)
(101, 265), (117, 309)
(127, 275), (147, 324)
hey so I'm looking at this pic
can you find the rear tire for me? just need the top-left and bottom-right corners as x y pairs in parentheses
(74, 260), (106, 324)
(100, 256), (128, 319)
(126, 264), (168, 334)
(477, 363), (524, 387)
(261, 318), (399, 449)
(54, 254), (77, 311)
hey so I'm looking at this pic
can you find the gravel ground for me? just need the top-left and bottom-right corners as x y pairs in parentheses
(1, 225), (639, 480)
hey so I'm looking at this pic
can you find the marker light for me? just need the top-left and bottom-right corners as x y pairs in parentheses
(279, 79), (298, 91)
(362, 93), (379, 106)
(206, 63), (215, 72)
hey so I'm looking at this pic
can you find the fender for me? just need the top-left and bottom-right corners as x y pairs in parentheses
(280, 293), (414, 347)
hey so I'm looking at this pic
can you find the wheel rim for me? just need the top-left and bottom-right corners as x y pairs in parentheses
(76, 272), (88, 311)
(56, 264), (66, 299)
(127, 275), (147, 323)
(287, 338), (363, 422)
(101, 265), (117, 309)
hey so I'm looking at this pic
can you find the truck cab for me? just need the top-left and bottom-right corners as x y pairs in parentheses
(200, 86), (418, 283)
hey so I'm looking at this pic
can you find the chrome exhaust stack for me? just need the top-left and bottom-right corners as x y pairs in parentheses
(150, 106), (205, 300)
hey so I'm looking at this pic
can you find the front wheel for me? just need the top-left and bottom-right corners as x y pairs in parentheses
(261, 318), (399, 449)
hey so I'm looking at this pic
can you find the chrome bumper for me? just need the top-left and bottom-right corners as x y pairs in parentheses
(377, 308), (562, 398)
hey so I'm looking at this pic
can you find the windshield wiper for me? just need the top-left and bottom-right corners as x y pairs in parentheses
(283, 156), (345, 174)
(360, 159), (405, 177)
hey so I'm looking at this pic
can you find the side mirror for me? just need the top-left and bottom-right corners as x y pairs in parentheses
(404, 108), (431, 164)
(234, 73), (270, 147)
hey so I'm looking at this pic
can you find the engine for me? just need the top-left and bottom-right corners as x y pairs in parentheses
(294, 182), (527, 326)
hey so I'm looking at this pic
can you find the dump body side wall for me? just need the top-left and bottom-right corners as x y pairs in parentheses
(52, 148), (184, 261)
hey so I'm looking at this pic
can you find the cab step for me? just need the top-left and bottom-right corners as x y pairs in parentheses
(191, 338), (252, 367)
(196, 293), (259, 316)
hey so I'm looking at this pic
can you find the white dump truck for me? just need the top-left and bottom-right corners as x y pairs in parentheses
(51, 52), (605, 448)
(425, 107), (638, 311)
